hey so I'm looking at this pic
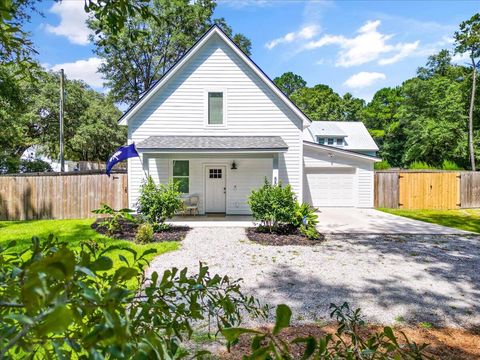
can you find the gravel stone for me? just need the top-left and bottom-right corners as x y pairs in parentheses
(146, 227), (480, 328)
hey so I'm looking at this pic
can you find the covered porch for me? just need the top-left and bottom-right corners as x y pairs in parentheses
(136, 135), (288, 215)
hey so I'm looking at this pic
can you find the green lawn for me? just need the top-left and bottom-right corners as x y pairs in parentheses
(0, 218), (179, 275)
(378, 208), (480, 233)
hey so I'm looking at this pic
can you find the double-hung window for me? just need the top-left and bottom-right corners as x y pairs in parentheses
(172, 160), (189, 193)
(316, 137), (325, 145)
(327, 138), (335, 145)
(207, 92), (224, 125)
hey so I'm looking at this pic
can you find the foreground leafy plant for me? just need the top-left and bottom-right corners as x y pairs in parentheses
(0, 236), (267, 359)
(223, 303), (432, 359)
(91, 203), (135, 235)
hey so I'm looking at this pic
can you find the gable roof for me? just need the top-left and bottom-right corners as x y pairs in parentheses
(118, 25), (311, 128)
(306, 121), (379, 151)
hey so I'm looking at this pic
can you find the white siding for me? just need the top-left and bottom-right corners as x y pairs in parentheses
(142, 154), (272, 214)
(127, 33), (303, 208)
(303, 146), (375, 208)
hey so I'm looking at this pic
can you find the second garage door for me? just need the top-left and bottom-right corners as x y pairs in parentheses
(305, 168), (356, 207)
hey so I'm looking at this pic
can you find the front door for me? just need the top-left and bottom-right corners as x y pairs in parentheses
(205, 166), (226, 213)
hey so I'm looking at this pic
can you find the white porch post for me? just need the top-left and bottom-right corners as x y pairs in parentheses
(141, 153), (149, 179)
(272, 153), (279, 185)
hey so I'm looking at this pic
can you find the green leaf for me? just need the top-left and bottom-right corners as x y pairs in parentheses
(292, 337), (317, 359)
(272, 304), (291, 335)
(91, 256), (113, 271)
(36, 305), (74, 335)
(222, 327), (262, 342)
(114, 266), (139, 282)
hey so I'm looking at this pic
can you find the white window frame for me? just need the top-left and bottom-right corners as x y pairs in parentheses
(327, 138), (335, 145)
(336, 137), (345, 146)
(316, 136), (325, 145)
(204, 89), (227, 128)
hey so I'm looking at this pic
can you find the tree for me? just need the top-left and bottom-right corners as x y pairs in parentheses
(399, 77), (468, 167)
(454, 13), (480, 170)
(290, 84), (344, 120)
(90, 0), (252, 105)
(341, 93), (365, 121)
(417, 49), (453, 79)
(362, 87), (402, 130)
(273, 72), (306, 97)
(0, 66), (125, 173)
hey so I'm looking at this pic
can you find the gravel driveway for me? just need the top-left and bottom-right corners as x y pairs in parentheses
(147, 227), (480, 328)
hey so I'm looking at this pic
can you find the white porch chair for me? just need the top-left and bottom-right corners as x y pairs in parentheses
(183, 195), (199, 216)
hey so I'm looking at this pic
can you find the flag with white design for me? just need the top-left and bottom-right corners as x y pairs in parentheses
(106, 143), (139, 176)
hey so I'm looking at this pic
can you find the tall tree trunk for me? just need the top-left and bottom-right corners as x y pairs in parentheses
(469, 57), (477, 171)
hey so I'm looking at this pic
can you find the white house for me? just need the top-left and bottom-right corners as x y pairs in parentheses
(119, 25), (380, 214)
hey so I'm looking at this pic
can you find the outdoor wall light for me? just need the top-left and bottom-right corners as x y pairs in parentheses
(231, 161), (237, 170)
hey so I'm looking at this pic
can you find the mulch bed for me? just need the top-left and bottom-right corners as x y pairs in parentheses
(246, 226), (325, 246)
(91, 218), (189, 242)
(220, 323), (480, 360)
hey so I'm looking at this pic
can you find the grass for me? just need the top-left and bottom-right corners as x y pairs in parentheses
(0, 218), (180, 283)
(378, 208), (480, 233)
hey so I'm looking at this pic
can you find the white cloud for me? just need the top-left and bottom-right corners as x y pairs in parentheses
(45, 1), (91, 45)
(266, 24), (320, 50)
(344, 72), (386, 89)
(304, 20), (419, 67)
(378, 41), (419, 65)
(50, 57), (105, 90)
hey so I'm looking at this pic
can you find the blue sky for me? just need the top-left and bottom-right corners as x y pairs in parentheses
(26, 0), (479, 101)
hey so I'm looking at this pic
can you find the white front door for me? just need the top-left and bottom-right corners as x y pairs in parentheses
(205, 166), (226, 213)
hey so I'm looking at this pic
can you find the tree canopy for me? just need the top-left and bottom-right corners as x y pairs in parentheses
(90, 0), (252, 105)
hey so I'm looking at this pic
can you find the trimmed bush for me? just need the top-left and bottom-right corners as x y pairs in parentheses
(374, 160), (390, 170)
(442, 160), (463, 170)
(135, 223), (154, 243)
(137, 176), (183, 229)
(408, 161), (435, 170)
(248, 179), (296, 233)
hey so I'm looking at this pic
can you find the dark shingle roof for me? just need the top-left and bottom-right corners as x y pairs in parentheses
(136, 136), (288, 151)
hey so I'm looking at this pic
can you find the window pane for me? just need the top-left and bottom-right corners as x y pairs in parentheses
(173, 177), (189, 193)
(208, 92), (223, 125)
(173, 160), (189, 176)
(336, 138), (344, 146)
(327, 138), (334, 145)
(317, 137), (325, 145)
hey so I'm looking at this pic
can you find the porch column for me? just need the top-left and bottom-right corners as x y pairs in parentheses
(272, 153), (279, 185)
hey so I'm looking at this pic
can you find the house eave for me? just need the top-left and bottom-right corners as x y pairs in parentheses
(303, 141), (381, 162)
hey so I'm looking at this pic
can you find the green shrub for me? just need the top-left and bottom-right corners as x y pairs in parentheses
(441, 160), (462, 170)
(408, 161), (436, 170)
(92, 203), (135, 235)
(135, 222), (154, 243)
(292, 202), (320, 240)
(0, 237), (267, 358)
(224, 303), (431, 359)
(374, 160), (391, 170)
(248, 179), (296, 232)
(137, 176), (183, 229)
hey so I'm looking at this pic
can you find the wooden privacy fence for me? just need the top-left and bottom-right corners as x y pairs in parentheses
(0, 171), (128, 220)
(375, 171), (480, 209)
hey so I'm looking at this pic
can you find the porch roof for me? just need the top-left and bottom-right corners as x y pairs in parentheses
(136, 136), (288, 152)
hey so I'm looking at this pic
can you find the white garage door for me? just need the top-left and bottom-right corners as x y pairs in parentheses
(305, 168), (356, 207)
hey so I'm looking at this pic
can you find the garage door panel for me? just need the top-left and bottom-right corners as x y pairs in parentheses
(305, 168), (356, 207)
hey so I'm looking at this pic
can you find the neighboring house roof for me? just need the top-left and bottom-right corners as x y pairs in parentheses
(136, 136), (288, 152)
(305, 121), (379, 151)
(303, 141), (381, 162)
(118, 25), (311, 128)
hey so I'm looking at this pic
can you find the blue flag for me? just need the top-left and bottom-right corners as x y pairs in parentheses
(106, 143), (139, 176)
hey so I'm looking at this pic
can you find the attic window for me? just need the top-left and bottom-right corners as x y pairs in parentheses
(336, 138), (344, 146)
(208, 92), (224, 125)
(327, 138), (334, 145)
